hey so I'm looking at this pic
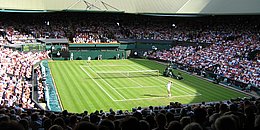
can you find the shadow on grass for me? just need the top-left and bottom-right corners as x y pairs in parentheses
(129, 58), (248, 105)
(143, 94), (166, 97)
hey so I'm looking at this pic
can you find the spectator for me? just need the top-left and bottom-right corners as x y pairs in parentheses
(74, 121), (98, 130)
(167, 121), (182, 130)
(49, 125), (64, 130)
(214, 115), (238, 130)
(153, 113), (167, 130)
(139, 120), (150, 130)
(183, 122), (203, 130)
(121, 117), (140, 130)
(99, 119), (115, 130)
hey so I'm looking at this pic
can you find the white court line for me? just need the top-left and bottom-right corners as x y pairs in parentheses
(114, 93), (202, 102)
(133, 63), (198, 93)
(160, 76), (198, 93)
(84, 65), (144, 88)
(154, 77), (191, 95)
(159, 76), (194, 95)
(124, 64), (158, 88)
(87, 66), (126, 100)
(79, 66), (115, 101)
(82, 62), (201, 101)
(133, 64), (198, 95)
(120, 73), (144, 87)
(114, 86), (162, 90)
(89, 64), (139, 67)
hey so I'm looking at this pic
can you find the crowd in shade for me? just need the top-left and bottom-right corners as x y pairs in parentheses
(0, 13), (259, 44)
(0, 47), (49, 109)
(0, 13), (120, 44)
(0, 97), (259, 130)
(0, 27), (36, 45)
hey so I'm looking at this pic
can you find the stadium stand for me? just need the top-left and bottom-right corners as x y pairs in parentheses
(0, 47), (49, 109)
(148, 41), (260, 88)
(0, 12), (260, 130)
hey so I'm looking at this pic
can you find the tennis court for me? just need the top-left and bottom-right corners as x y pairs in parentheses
(49, 59), (247, 113)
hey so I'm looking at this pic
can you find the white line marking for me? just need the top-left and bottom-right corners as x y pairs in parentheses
(133, 64), (196, 95)
(79, 66), (115, 101)
(88, 64), (139, 67)
(125, 64), (159, 88)
(114, 86), (162, 90)
(87, 66), (126, 100)
(94, 70), (159, 74)
(161, 76), (197, 93)
(159, 76), (194, 95)
(81, 61), (202, 102)
(120, 73), (144, 87)
(114, 93), (202, 102)
(87, 64), (153, 88)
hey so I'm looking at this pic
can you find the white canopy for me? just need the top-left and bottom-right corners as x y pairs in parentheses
(0, 0), (260, 14)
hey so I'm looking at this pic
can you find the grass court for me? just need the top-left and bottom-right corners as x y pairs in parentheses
(49, 59), (247, 113)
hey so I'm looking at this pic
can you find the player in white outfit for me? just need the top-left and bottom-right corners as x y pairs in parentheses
(167, 81), (172, 97)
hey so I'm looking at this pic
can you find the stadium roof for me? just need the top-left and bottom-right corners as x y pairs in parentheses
(0, 0), (260, 14)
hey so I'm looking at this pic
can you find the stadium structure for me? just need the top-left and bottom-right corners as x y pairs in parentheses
(0, 0), (260, 130)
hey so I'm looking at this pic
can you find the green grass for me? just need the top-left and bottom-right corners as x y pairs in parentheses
(49, 59), (248, 113)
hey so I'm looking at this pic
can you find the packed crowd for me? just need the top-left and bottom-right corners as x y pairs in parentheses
(1, 13), (259, 44)
(0, 13), (259, 130)
(0, 97), (259, 130)
(148, 33), (260, 87)
(0, 47), (49, 109)
(35, 67), (44, 102)
(5, 32), (36, 44)
(0, 26), (36, 45)
(1, 13), (120, 43)
(127, 19), (259, 43)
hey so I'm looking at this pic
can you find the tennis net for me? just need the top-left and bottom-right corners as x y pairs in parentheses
(95, 70), (159, 78)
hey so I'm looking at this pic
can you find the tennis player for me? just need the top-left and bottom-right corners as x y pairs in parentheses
(87, 56), (91, 65)
(166, 81), (172, 97)
(70, 52), (73, 60)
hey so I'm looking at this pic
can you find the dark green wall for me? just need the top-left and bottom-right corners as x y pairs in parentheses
(119, 44), (135, 50)
(71, 50), (125, 60)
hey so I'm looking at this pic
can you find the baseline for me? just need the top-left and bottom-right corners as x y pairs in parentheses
(113, 86), (162, 90)
(87, 64), (140, 67)
(114, 93), (202, 102)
